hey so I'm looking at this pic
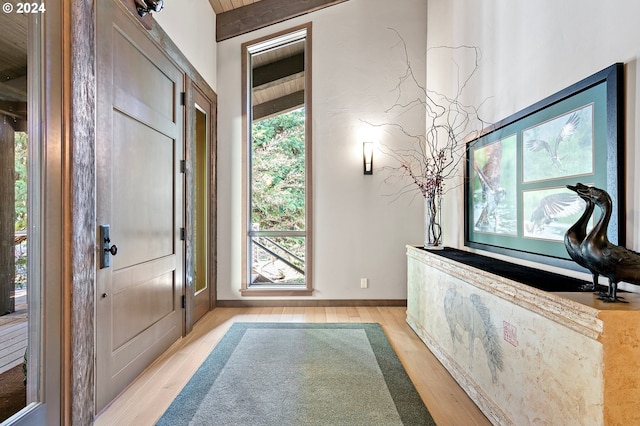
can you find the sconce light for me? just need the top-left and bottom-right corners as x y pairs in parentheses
(363, 142), (373, 175)
(135, 0), (164, 17)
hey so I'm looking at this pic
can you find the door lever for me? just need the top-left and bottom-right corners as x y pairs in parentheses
(100, 224), (117, 268)
(106, 243), (118, 256)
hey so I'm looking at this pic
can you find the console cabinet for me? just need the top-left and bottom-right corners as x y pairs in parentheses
(406, 245), (640, 425)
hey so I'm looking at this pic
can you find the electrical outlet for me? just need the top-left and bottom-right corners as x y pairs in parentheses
(360, 278), (368, 289)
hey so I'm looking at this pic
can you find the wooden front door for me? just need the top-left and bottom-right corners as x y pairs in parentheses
(95, 2), (184, 411)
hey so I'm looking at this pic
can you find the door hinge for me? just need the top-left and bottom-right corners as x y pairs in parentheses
(180, 92), (186, 106)
(180, 159), (186, 173)
(180, 227), (186, 241)
(182, 295), (186, 309)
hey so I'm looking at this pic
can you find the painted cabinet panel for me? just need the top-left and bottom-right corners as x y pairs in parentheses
(406, 246), (640, 425)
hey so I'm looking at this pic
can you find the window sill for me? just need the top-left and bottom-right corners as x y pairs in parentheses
(240, 286), (313, 297)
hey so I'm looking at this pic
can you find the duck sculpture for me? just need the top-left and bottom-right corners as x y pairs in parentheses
(565, 184), (598, 291)
(573, 184), (640, 302)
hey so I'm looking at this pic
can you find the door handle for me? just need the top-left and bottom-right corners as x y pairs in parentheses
(100, 224), (117, 268)
(106, 244), (118, 256)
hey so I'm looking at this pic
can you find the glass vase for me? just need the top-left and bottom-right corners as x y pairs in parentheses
(424, 195), (443, 249)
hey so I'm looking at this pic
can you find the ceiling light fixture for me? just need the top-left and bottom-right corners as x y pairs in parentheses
(135, 0), (164, 17)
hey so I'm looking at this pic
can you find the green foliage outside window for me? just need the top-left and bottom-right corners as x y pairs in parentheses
(251, 108), (305, 232)
(14, 132), (27, 289)
(15, 132), (27, 232)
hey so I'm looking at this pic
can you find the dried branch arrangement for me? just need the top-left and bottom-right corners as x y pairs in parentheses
(369, 29), (489, 204)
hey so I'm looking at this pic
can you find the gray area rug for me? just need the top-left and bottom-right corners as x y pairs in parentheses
(156, 323), (435, 426)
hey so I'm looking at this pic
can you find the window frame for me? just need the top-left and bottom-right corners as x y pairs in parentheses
(241, 23), (313, 296)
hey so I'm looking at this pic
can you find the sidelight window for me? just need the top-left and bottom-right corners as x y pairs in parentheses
(241, 24), (312, 295)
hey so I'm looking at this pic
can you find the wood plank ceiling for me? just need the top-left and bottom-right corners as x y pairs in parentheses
(251, 39), (305, 121)
(208, 0), (262, 15)
(0, 8), (27, 127)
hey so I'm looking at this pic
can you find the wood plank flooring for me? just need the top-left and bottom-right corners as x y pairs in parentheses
(94, 307), (490, 426)
(0, 290), (27, 375)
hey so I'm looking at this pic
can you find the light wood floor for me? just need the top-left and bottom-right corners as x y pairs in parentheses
(94, 307), (491, 426)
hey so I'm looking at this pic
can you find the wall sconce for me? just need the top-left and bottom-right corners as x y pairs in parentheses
(363, 142), (373, 175)
(135, 0), (164, 17)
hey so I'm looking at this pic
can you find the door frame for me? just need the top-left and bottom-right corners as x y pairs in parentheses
(11, 1), (86, 424)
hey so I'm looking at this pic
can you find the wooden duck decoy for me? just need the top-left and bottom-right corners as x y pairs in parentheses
(575, 184), (640, 302)
(565, 184), (598, 291)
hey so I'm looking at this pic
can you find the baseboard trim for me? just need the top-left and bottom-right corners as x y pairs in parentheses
(216, 299), (407, 308)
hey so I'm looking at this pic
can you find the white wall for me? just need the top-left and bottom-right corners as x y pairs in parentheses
(430, 0), (640, 282)
(153, 0), (217, 88)
(217, 0), (427, 300)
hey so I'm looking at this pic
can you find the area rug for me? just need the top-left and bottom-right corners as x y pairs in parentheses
(156, 323), (434, 426)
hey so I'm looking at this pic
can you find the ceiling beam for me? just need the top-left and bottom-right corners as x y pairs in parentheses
(253, 53), (304, 87)
(0, 101), (27, 120)
(253, 90), (304, 121)
(217, 0), (349, 42)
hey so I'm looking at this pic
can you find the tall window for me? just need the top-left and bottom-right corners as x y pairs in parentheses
(242, 24), (312, 295)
